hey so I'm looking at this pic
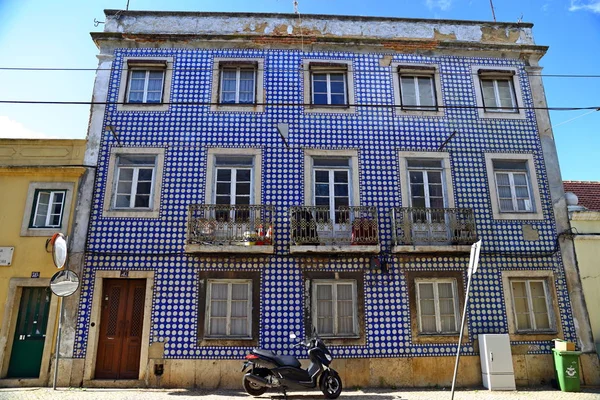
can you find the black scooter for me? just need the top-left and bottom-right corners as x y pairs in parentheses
(241, 332), (342, 399)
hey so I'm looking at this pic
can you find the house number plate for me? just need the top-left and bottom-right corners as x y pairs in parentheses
(0, 247), (14, 266)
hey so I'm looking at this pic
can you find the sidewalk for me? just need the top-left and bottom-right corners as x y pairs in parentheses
(1, 387), (599, 400)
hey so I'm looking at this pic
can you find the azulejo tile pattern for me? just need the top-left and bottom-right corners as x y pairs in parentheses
(73, 47), (575, 360)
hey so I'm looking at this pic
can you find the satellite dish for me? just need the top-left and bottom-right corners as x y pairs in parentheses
(50, 270), (80, 297)
(51, 233), (67, 269)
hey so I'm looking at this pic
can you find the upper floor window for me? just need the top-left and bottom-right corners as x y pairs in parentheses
(117, 58), (173, 112)
(407, 159), (446, 209)
(303, 60), (355, 113)
(399, 67), (437, 111)
(312, 157), (352, 223)
(415, 278), (460, 334)
(472, 66), (525, 120)
(312, 280), (358, 338)
(219, 64), (257, 104)
(21, 182), (75, 237)
(103, 148), (166, 218)
(126, 60), (167, 104)
(30, 190), (66, 228)
(484, 153), (543, 220)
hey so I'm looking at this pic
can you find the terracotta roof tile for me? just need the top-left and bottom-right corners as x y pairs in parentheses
(564, 181), (600, 211)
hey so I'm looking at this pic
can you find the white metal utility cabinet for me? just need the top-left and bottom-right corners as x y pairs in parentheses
(478, 334), (516, 390)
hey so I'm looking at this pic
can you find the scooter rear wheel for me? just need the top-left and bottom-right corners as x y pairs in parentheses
(243, 375), (268, 397)
(319, 372), (342, 399)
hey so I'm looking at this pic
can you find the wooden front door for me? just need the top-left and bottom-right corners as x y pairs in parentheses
(7, 287), (51, 378)
(95, 279), (146, 379)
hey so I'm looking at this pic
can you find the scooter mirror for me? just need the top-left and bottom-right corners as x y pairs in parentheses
(289, 333), (297, 339)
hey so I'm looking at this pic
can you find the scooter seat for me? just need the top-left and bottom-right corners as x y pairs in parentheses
(253, 349), (301, 368)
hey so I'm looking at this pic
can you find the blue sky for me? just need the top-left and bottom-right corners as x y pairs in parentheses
(0, 0), (599, 180)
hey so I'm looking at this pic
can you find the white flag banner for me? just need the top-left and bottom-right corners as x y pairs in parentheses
(468, 240), (482, 277)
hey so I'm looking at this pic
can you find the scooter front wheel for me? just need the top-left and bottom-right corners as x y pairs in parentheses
(243, 375), (268, 397)
(319, 372), (342, 399)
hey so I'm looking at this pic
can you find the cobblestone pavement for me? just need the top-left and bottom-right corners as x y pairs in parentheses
(1, 387), (599, 400)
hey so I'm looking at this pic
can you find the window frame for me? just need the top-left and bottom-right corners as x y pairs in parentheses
(484, 153), (543, 220)
(20, 182), (75, 237)
(501, 270), (561, 340)
(472, 65), (526, 120)
(398, 151), (455, 209)
(509, 279), (554, 333)
(303, 60), (355, 114)
(304, 149), (360, 208)
(312, 279), (359, 338)
(30, 189), (67, 229)
(415, 278), (460, 335)
(493, 166), (533, 213)
(112, 154), (157, 210)
(392, 63), (444, 117)
(126, 68), (165, 104)
(205, 148), (261, 206)
(211, 58), (264, 112)
(311, 70), (348, 106)
(219, 64), (257, 105)
(205, 279), (252, 339)
(116, 57), (174, 112)
(103, 147), (166, 218)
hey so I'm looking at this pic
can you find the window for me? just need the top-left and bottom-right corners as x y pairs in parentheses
(484, 153), (543, 220)
(313, 157), (352, 223)
(206, 279), (252, 338)
(472, 66), (525, 119)
(30, 190), (66, 228)
(407, 159), (446, 209)
(392, 63), (444, 116)
(211, 58), (264, 112)
(116, 58), (173, 112)
(220, 65), (256, 104)
(103, 148), (165, 218)
(493, 160), (532, 212)
(510, 279), (553, 333)
(21, 182), (75, 237)
(312, 280), (358, 337)
(205, 148), (261, 206)
(303, 60), (355, 113)
(113, 154), (157, 209)
(415, 278), (460, 334)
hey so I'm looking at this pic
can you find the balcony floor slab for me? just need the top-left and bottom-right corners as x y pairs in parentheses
(392, 244), (472, 254)
(185, 244), (274, 254)
(290, 244), (380, 254)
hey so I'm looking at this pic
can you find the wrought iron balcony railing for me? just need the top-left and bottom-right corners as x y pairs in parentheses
(187, 204), (275, 247)
(391, 207), (476, 246)
(290, 206), (379, 246)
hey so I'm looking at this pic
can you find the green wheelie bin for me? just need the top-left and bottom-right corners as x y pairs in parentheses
(552, 348), (581, 392)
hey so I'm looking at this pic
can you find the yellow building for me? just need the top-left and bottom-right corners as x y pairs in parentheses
(565, 182), (600, 358)
(0, 139), (85, 386)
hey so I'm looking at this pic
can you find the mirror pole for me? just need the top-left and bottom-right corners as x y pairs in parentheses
(53, 297), (65, 390)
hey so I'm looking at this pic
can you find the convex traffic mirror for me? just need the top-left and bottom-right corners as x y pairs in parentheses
(50, 270), (80, 297)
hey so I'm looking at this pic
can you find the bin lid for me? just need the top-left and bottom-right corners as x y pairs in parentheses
(552, 348), (582, 355)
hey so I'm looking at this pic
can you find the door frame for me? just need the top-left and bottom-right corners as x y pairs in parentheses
(84, 271), (154, 382)
(0, 278), (59, 386)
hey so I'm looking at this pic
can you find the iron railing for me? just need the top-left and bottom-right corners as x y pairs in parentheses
(290, 206), (379, 246)
(187, 204), (275, 246)
(391, 207), (476, 246)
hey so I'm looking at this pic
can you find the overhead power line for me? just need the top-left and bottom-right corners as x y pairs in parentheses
(1, 66), (600, 79)
(0, 100), (598, 111)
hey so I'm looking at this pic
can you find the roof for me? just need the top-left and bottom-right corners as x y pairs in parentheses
(564, 181), (600, 211)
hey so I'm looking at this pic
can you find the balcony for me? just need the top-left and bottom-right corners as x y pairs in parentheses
(391, 207), (476, 253)
(185, 204), (275, 254)
(289, 206), (380, 254)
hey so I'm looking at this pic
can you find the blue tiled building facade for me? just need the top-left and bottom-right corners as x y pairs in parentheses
(67, 11), (597, 388)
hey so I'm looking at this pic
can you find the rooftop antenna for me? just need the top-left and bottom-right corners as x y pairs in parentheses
(126, 0), (130, 10)
(293, 0), (305, 52)
(489, 0), (497, 22)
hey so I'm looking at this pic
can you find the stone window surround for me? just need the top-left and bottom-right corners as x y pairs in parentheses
(501, 270), (562, 341)
(0, 278), (59, 385)
(204, 148), (262, 205)
(210, 57), (265, 113)
(20, 182), (75, 237)
(472, 65), (526, 120)
(197, 271), (260, 346)
(103, 147), (166, 218)
(484, 152), (544, 221)
(392, 62), (445, 117)
(405, 270), (469, 344)
(398, 151), (455, 209)
(116, 57), (174, 112)
(302, 270), (365, 346)
(302, 59), (356, 114)
(303, 149), (360, 207)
